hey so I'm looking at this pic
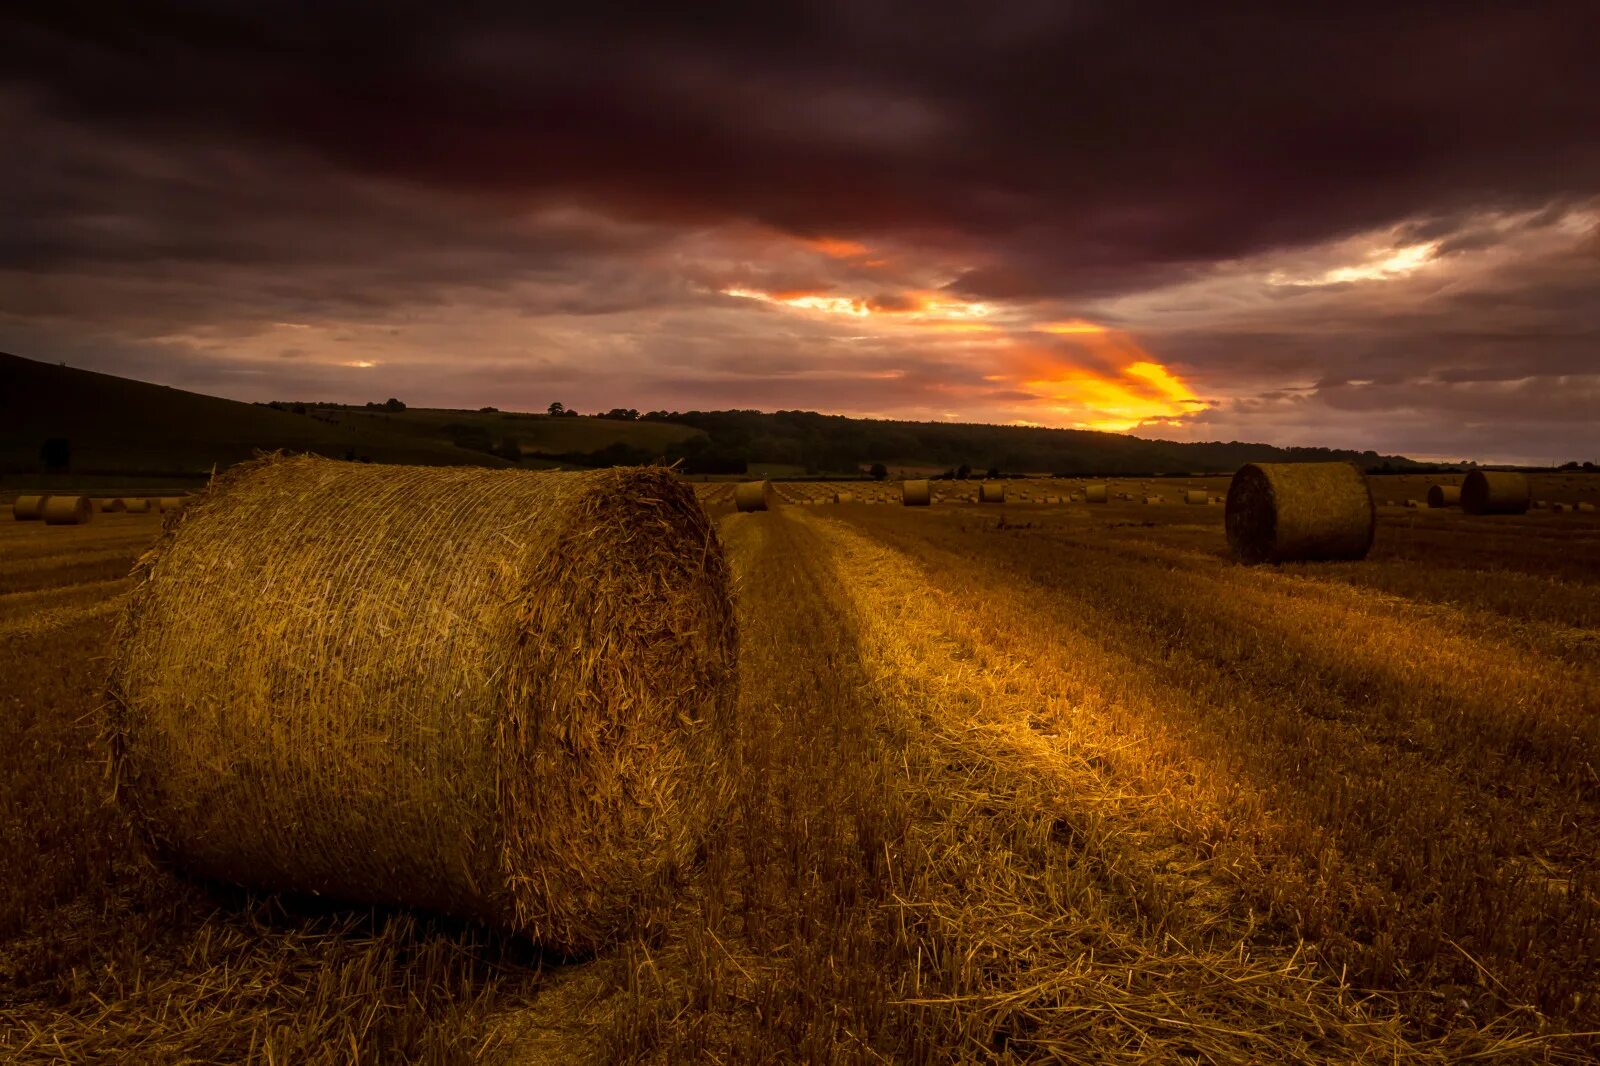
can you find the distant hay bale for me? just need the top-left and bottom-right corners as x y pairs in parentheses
(122, 498), (151, 514)
(1404, 499), (1420, 509)
(156, 496), (185, 513)
(108, 457), (737, 953)
(93, 498), (121, 513)
(1578, 502), (1597, 514)
(1084, 484), (1108, 503)
(979, 482), (1006, 504)
(1461, 471), (1531, 515)
(1533, 500), (1548, 509)
(42, 495), (92, 525)
(1426, 485), (1460, 508)
(103, 498), (128, 513)
(1143, 495), (1163, 505)
(833, 490), (855, 504)
(902, 479), (931, 506)
(12, 494), (47, 521)
(1184, 490), (1208, 505)
(1551, 502), (1568, 513)
(734, 481), (770, 513)
(1226, 462), (1375, 564)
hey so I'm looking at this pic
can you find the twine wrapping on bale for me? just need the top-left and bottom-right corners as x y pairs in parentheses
(1461, 471), (1531, 515)
(43, 496), (92, 525)
(12, 495), (47, 521)
(979, 483), (1006, 504)
(733, 481), (770, 513)
(902, 479), (932, 507)
(1225, 462), (1374, 564)
(122, 498), (151, 514)
(108, 456), (738, 953)
(1184, 490), (1208, 505)
(1084, 484), (1108, 503)
(1426, 485), (1460, 508)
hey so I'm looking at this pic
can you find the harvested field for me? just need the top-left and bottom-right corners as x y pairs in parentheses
(3, 472), (1598, 1062)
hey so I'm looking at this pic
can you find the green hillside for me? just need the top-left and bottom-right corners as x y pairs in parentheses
(0, 352), (517, 479)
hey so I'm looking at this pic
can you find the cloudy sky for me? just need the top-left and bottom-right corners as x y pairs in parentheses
(4, 3), (1598, 463)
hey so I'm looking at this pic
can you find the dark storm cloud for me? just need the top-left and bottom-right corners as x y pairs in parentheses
(9, 2), (1600, 293)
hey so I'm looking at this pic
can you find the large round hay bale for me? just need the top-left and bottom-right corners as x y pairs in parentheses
(1426, 485), (1460, 508)
(733, 481), (770, 513)
(979, 482), (1006, 504)
(902, 479), (931, 506)
(1461, 471), (1530, 515)
(42, 496), (92, 525)
(12, 495), (47, 521)
(122, 498), (151, 514)
(108, 457), (737, 953)
(1084, 484), (1108, 503)
(1225, 462), (1375, 564)
(1184, 490), (1208, 505)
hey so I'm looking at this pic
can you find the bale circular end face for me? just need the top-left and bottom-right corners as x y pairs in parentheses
(902, 479), (931, 506)
(733, 480), (770, 512)
(1084, 484), (1108, 503)
(1426, 484), (1460, 508)
(12, 495), (47, 521)
(1184, 490), (1208, 505)
(42, 496), (92, 525)
(1225, 462), (1374, 565)
(1460, 471), (1530, 515)
(979, 482), (1006, 504)
(108, 457), (738, 954)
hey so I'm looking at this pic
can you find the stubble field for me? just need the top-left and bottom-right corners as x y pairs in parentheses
(2, 477), (1597, 1063)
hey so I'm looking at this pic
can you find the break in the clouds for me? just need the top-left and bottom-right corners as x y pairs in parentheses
(3, 3), (1599, 462)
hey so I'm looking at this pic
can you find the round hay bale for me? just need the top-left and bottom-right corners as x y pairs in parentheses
(108, 457), (737, 953)
(979, 482), (1006, 504)
(12, 495), (47, 521)
(42, 496), (92, 525)
(156, 496), (186, 513)
(1404, 499), (1420, 509)
(1577, 502), (1597, 514)
(1426, 484), (1460, 508)
(1143, 495), (1163, 505)
(733, 481), (770, 513)
(902, 479), (931, 507)
(122, 498), (151, 514)
(1461, 471), (1531, 515)
(833, 490), (855, 504)
(93, 498), (123, 513)
(1184, 490), (1208, 505)
(102, 497), (128, 513)
(1225, 462), (1374, 564)
(1084, 484), (1108, 503)
(1551, 502), (1569, 513)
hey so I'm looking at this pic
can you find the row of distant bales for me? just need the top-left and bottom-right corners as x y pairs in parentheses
(10, 494), (185, 524)
(711, 464), (1591, 564)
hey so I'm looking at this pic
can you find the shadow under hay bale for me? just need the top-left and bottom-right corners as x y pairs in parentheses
(108, 456), (738, 954)
(1225, 462), (1374, 564)
(902, 479), (931, 506)
(979, 482), (1006, 504)
(42, 495), (92, 525)
(733, 481), (770, 513)
(12, 494), (47, 520)
(1461, 470), (1530, 515)
(1426, 484), (1460, 508)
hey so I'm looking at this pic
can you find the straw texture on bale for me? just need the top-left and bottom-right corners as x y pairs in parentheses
(1084, 484), (1108, 503)
(902, 479), (931, 507)
(12, 495), (47, 520)
(121, 498), (151, 514)
(1225, 462), (1374, 565)
(1184, 490), (1208, 505)
(42, 495), (92, 525)
(979, 482), (1006, 504)
(1461, 471), (1531, 515)
(733, 481), (770, 513)
(1426, 485), (1460, 508)
(109, 456), (738, 953)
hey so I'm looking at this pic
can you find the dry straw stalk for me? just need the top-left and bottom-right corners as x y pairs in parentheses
(108, 455), (738, 953)
(42, 495), (92, 525)
(733, 481), (770, 512)
(1461, 470), (1531, 515)
(1225, 462), (1375, 564)
(901, 479), (932, 507)
(12, 494), (47, 520)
